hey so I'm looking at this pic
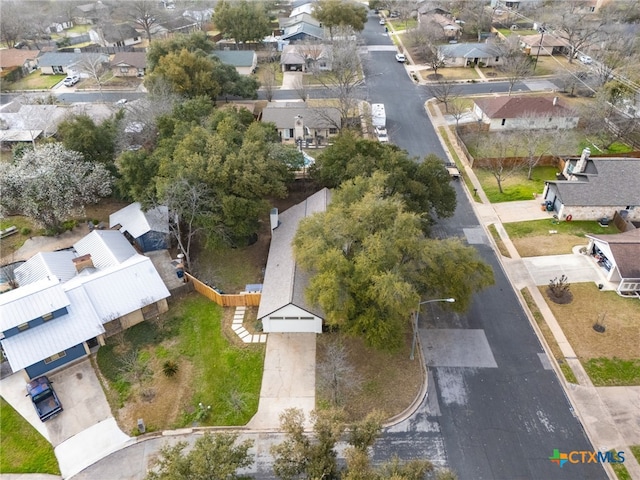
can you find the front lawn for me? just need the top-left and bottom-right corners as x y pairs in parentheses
(4, 72), (65, 91)
(96, 294), (265, 434)
(504, 219), (619, 256)
(0, 398), (60, 475)
(539, 283), (640, 386)
(474, 165), (558, 202)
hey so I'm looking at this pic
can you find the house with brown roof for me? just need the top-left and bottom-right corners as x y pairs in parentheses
(519, 32), (570, 57)
(585, 228), (640, 297)
(0, 49), (40, 75)
(110, 52), (147, 77)
(542, 149), (640, 222)
(473, 95), (579, 131)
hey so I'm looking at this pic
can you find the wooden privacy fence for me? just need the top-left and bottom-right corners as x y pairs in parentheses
(186, 273), (261, 307)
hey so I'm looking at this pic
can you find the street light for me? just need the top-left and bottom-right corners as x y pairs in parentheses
(410, 297), (455, 360)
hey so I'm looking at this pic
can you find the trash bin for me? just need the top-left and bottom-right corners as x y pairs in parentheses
(545, 201), (554, 212)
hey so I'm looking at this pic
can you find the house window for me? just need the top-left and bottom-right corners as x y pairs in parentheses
(288, 128), (294, 138)
(44, 351), (67, 364)
(495, 56), (499, 62)
(329, 128), (338, 134)
(120, 67), (129, 73)
(42, 313), (54, 321)
(18, 322), (29, 331)
(501, 119), (506, 126)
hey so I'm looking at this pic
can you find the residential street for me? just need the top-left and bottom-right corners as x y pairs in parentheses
(359, 11), (606, 479)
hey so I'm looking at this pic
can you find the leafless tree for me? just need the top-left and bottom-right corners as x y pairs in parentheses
(0, 1), (27, 48)
(292, 74), (310, 102)
(579, 91), (640, 151)
(426, 78), (460, 113)
(591, 29), (637, 87)
(551, 0), (606, 63)
(76, 53), (108, 98)
(317, 338), (361, 407)
(128, 0), (162, 43)
(0, 263), (19, 290)
(476, 133), (523, 193)
(448, 98), (468, 128)
(312, 29), (363, 129)
(497, 37), (534, 95)
(260, 63), (279, 102)
(406, 22), (446, 77)
(449, 0), (492, 42)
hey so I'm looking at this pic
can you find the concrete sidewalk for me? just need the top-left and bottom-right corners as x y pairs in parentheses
(426, 100), (640, 479)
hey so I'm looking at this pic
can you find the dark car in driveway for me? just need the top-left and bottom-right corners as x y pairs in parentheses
(26, 375), (63, 422)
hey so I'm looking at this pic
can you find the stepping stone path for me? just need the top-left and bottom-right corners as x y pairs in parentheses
(232, 306), (267, 343)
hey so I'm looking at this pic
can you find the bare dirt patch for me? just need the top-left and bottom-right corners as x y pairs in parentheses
(117, 356), (196, 434)
(317, 331), (423, 422)
(539, 283), (640, 361)
(511, 234), (586, 256)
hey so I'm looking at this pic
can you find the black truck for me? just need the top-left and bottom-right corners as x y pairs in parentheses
(26, 376), (63, 422)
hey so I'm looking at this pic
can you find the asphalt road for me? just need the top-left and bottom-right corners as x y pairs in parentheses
(359, 10), (606, 480)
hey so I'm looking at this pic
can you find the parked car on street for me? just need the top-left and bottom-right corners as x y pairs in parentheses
(26, 376), (63, 422)
(395, 53), (406, 63)
(375, 126), (389, 143)
(63, 75), (79, 87)
(379, 18), (386, 25)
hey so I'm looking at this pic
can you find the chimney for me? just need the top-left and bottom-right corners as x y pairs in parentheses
(270, 208), (279, 230)
(574, 147), (590, 173)
(552, 96), (558, 106)
(72, 254), (94, 273)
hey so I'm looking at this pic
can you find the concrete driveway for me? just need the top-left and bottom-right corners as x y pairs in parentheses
(522, 253), (609, 286)
(247, 333), (316, 430)
(0, 359), (130, 478)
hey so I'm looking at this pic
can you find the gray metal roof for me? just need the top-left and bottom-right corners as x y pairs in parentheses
(548, 157), (640, 207)
(1, 285), (104, 371)
(15, 251), (78, 287)
(74, 230), (137, 269)
(109, 202), (169, 239)
(37, 52), (107, 67)
(0, 277), (68, 331)
(257, 188), (331, 320)
(439, 42), (501, 59)
(262, 102), (340, 129)
(282, 22), (325, 41)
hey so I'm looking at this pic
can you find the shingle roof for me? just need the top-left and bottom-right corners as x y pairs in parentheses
(37, 52), (83, 67)
(279, 13), (321, 29)
(257, 188), (330, 320)
(519, 33), (570, 48)
(0, 48), (40, 69)
(474, 95), (575, 119)
(548, 157), (640, 207)
(439, 42), (500, 59)
(282, 22), (325, 41)
(101, 23), (139, 43)
(586, 229), (640, 279)
(262, 102), (340, 129)
(109, 202), (169, 239)
(211, 50), (256, 67)
(110, 52), (147, 69)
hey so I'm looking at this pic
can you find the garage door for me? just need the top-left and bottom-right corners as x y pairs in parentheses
(265, 316), (322, 333)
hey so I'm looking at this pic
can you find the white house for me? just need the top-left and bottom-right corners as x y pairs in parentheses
(473, 95), (579, 131)
(1, 230), (170, 378)
(258, 188), (331, 333)
(261, 102), (340, 144)
(585, 228), (640, 297)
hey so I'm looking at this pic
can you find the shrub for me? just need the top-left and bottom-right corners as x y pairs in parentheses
(20, 227), (32, 235)
(162, 360), (179, 377)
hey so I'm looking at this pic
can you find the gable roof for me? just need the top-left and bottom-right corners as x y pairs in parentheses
(37, 51), (108, 68)
(211, 50), (256, 67)
(548, 157), (640, 207)
(586, 229), (640, 279)
(474, 95), (575, 119)
(281, 44), (331, 65)
(109, 202), (169, 239)
(110, 52), (147, 69)
(15, 251), (78, 286)
(0, 49), (40, 68)
(282, 22), (325, 41)
(1, 285), (105, 371)
(100, 23), (139, 43)
(0, 277), (69, 331)
(279, 13), (321, 29)
(74, 230), (137, 269)
(257, 188), (331, 320)
(439, 42), (500, 59)
(262, 102), (340, 130)
(519, 33), (570, 48)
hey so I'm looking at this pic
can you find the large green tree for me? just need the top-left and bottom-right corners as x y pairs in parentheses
(57, 113), (120, 168)
(147, 31), (214, 70)
(213, 0), (271, 48)
(146, 432), (253, 480)
(294, 174), (493, 349)
(314, 0), (368, 38)
(311, 132), (456, 232)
